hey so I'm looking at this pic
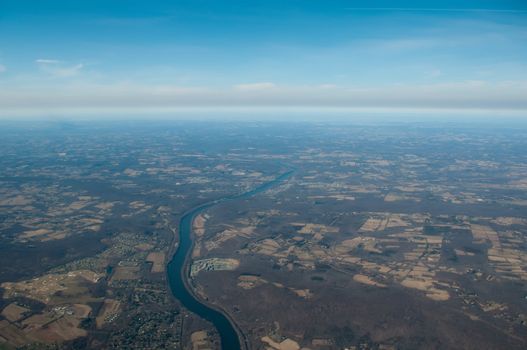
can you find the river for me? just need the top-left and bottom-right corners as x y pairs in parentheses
(166, 171), (293, 350)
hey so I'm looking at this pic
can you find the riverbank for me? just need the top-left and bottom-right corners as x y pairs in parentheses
(166, 171), (293, 350)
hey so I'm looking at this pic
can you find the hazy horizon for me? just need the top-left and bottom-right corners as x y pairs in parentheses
(1, 0), (527, 119)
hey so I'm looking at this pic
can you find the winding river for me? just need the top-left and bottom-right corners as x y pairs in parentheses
(167, 171), (293, 350)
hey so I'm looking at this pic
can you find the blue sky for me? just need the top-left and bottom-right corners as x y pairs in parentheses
(0, 0), (526, 117)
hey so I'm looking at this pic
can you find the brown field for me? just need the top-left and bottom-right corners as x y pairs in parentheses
(290, 288), (313, 299)
(192, 243), (202, 258)
(17, 304), (92, 344)
(46, 316), (87, 340)
(191, 330), (212, 350)
(67, 200), (90, 211)
(0, 320), (27, 347)
(28, 316), (87, 343)
(135, 243), (154, 251)
(204, 225), (255, 251)
(251, 238), (280, 255)
(19, 228), (52, 239)
(94, 202), (115, 210)
(334, 237), (381, 255)
(22, 312), (58, 329)
(400, 278), (450, 301)
(359, 217), (389, 232)
(386, 215), (409, 228)
(384, 193), (404, 202)
(261, 336), (300, 350)
(471, 224), (501, 248)
(1, 303), (30, 322)
(1, 270), (102, 304)
(236, 275), (312, 300)
(110, 266), (140, 282)
(146, 252), (166, 273)
(353, 274), (387, 288)
(237, 275), (267, 289)
(71, 304), (92, 318)
(193, 214), (207, 236)
(96, 299), (121, 328)
(297, 223), (339, 235)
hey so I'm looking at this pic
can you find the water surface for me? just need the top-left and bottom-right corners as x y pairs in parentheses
(167, 171), (292, 349)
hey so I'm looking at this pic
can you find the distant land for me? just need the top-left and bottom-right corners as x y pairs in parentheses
(0, 121), (526, 349)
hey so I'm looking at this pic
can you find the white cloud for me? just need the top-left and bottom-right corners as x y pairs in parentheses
(35, 59), (61, 64)
(0, 81), (526, 117)
(0, 64), (6, 73)
(36, 59), (84, 77)
(234, 82), (276, 91)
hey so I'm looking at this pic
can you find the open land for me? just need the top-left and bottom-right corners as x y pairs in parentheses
(1, 122), (526, 349)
